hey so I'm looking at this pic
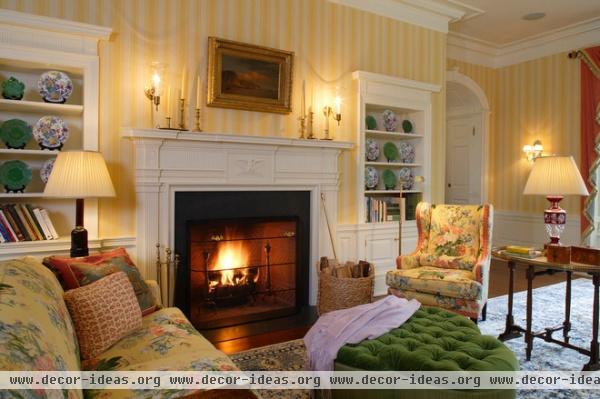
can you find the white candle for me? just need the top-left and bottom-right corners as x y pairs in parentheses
(180, 67), (187, 99)
(196, 74), (201, 108)
(301, 80), (306, 116)
(334, 95), (341, 115)
(165, 86), (171, 117)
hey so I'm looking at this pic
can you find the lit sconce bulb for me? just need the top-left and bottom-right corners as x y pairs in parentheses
(151, 72), (161, 95)
(523, 140), (543, 162)
(334, 95), (341, 115)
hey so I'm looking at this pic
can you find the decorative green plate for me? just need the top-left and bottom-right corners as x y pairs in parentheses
(383, 142), (398, 162)
(1, 76), (25, 100)
(0, 160), (32, 192)
(382, 169), (396, 190)
(402, 119), (413, 133)
(0, 119), (32, 149)
(365, 115), (377, 130)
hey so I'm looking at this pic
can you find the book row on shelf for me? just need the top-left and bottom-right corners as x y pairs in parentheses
(365, 194), (420, 223)
(0, 203), (59, 243)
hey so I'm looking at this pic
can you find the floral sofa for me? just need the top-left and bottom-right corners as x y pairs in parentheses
(386, 202), (493, 320)
(0, 256), (254, 399)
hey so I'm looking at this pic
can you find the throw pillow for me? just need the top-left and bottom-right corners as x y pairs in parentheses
(43, 247), (158, 315)
(64, 271), (142, 360)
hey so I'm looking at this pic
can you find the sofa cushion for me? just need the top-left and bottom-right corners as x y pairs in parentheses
(0, 257), (82, 399)
(64, 271), (142, 360)
(423, 205), (482, 270)
(82, 307), (237, 372)
(386, 266), (482, 300)
(44, 247), (158, 315)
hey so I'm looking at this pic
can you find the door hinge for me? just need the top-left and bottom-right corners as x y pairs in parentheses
(472, 126), (476, 136)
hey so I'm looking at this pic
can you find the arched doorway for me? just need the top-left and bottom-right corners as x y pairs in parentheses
(445, 68), (490, 204)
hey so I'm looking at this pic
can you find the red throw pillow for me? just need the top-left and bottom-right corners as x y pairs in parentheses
(64, 271), (142, 360)
(44, 247), (158, 315)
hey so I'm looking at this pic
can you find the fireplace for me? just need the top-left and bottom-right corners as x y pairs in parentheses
(174, 191), (310, 330)
(189, 217), (299, 328)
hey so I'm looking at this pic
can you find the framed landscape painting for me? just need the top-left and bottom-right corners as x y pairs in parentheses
(207, 37), (294, 114)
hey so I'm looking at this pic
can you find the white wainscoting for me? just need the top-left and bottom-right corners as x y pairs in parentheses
(493, 210), (582, 247)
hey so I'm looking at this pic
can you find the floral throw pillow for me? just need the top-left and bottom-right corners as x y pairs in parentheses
(43, 247), (158, 316)
(64, 271), (142, 360)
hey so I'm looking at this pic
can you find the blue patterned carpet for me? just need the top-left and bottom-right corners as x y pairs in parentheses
(479, 278), (596, 399)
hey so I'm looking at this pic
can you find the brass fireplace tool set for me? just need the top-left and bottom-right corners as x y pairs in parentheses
(155, 244), (180, 306)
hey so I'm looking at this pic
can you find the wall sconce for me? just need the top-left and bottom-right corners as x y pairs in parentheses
(144, 62), (166, 111)
(523, 140), (543, 162)
(322, 95), (341, 140)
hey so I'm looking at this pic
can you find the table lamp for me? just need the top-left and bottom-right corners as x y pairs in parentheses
(44, 151), (116, 257)
(523, 155), (589, 245)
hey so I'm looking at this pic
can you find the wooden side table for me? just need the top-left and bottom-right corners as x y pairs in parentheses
(492, 248), (600, 371)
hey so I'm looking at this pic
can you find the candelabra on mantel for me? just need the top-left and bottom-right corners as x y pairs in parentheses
(298, 80), (316, 139)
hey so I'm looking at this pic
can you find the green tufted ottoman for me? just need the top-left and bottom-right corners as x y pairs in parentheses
(333, 307), (518, 399)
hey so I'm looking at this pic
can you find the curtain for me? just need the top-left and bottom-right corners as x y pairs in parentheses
(573, 46), (600, 244)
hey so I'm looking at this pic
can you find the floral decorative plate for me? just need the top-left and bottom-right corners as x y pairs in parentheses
(365, 166), (379, 190)
(38, 71), (73, 103)
(365, 138), (380, 161)
(365, 115), (377, 130)
(0, 119), (32, 149)
(33, 116), (69, 150)
(398, 167), (414, 190)
(399, 142), (415, 163)
(0, 160), (32, 192)
(402, 119), (413, 133)
(382, 169), (396, 190)
(382, 110), (397, 132)
(383, 142), (398, 162)
(40, 158), (55, 184)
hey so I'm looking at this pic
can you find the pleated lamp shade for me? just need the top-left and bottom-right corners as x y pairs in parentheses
(44, 151), (116, 198)
(523, 155), (588, 196)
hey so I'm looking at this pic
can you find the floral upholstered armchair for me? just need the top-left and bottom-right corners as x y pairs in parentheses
(386, 202), (493, 321)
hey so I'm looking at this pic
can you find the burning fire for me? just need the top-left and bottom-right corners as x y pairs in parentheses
(209, 242), (258, 290)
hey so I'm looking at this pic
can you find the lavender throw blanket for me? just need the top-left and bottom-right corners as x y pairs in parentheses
(304, 296), (421, 371)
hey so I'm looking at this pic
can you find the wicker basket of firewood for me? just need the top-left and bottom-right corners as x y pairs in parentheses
(317, 257), (375, 315)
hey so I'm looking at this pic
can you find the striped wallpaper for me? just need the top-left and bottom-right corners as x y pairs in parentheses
(0, 0), (447, 236)
(448, 55), (581, 214)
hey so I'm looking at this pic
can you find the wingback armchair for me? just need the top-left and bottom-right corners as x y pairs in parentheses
(386, 202), (493, 321)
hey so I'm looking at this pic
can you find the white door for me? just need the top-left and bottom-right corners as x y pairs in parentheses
(445, 115), (482, 204)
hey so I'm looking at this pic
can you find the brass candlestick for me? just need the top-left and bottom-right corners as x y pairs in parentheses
(193, 108), (202, 132)
(177, 98), (188, 131)
(307, 110), (315, 139)
(322, 106), (332, 140)
(298, 115), (306, 139)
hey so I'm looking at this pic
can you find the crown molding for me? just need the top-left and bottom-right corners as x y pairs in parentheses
(448, 16), (600, 68)
(327, 0), (464, 33)
(0, 8), (112, 40)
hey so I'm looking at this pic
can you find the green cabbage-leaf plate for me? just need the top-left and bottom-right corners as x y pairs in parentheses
(0, 160), (32, 192)
(0, 119), (32, 149)
(383, 142), (398, 162)
(382, 169), (396, 190)
(365, 115), (377, 130)
(402, 119), (413, 133)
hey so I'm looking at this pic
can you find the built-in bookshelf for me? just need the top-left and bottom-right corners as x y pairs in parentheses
(353, 71), (437, 225)
(0, 9), (111, 254)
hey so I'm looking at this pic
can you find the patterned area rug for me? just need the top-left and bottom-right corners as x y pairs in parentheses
(231, 278), (596, 399)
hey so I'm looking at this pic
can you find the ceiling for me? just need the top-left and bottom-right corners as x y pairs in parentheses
(443, 0), (600, 45)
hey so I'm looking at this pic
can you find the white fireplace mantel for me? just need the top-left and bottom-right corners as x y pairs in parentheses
(123, 128), (352, 305)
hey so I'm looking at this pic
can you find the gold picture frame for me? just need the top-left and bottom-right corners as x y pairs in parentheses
(207, 37), (294, 114)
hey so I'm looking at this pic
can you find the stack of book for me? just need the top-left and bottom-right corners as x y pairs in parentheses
(504, 245), (541, 258)
(0, 204), (59, 243)
(365, 197), (404, 223)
